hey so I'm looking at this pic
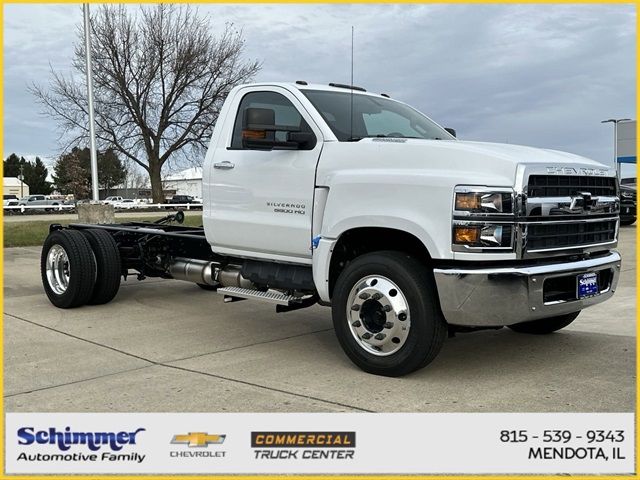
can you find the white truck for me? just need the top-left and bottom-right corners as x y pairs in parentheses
(40, 82), (621, 376)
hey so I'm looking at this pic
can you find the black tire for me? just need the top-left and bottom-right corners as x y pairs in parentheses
(508, 311), (580, 334)
(81, 229), (122, 305)
(620, 217), (636, 226)
(331, 251), (447, 377)
(197, 283), (217, 291)
(41, 230), (96, 308)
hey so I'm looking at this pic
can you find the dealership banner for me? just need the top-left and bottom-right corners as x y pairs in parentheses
(5, 412), (634, 475)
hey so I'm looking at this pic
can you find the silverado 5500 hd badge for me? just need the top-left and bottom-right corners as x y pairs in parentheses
(267, 202), (306, 215)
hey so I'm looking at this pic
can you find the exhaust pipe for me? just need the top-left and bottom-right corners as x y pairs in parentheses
(218, 265), (253, 289)
(168, 258), (253, 288)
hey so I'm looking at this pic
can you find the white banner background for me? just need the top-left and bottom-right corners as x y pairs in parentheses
(5, 412), (634, 474)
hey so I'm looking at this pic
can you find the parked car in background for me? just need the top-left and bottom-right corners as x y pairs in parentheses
(3, 194), (18, 206)
(165, 195), (201, 209)
(4, 194), (20, 214)
(620, 178), (636, 226)
(113, 199), (138, 210)
(17, 195), (67, 211)
(103, 196), (124, 205)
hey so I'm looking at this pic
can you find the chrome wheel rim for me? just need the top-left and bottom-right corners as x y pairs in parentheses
(46, 244), (70, 295)
(346, 275), (410, 356)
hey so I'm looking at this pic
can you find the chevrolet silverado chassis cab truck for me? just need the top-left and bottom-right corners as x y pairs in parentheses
(41, 82), (621, 376)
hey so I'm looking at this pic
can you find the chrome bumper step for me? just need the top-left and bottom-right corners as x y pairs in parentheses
(217, 286), (295, 305)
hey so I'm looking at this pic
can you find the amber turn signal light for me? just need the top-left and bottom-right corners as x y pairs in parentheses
(455, 192), (480, 211)
(242, 129), (266, 139)
(454, 226), (480, 244)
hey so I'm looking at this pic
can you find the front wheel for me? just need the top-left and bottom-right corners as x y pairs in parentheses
(331, 251), (447, 377)
(508, 311), (580, 334)
(621, 216), (636, 226)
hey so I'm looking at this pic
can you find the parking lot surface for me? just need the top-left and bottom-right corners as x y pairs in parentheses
(4, 227), (636, 412)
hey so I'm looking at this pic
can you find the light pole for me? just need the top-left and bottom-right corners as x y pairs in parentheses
(18, 164), (24, 198)
(601, 118), (631, 179)
(84, 4), (99, 202)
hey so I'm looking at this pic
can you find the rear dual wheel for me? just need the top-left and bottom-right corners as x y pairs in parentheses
(41, 229), (121, 309)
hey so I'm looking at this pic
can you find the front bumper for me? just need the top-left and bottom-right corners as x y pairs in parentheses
(433, 251), (621, 326)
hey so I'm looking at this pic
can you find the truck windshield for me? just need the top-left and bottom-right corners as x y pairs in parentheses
(301, 90), (453, 142)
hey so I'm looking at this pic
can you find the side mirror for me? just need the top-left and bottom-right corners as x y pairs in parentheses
(444, 127), (457, 138)
(244, 107), (276, 131)
(242, 107), (315, 150)
(288, 131), (316, 150)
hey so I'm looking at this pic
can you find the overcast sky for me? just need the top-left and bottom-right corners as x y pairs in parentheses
(3, 3), (636, 175)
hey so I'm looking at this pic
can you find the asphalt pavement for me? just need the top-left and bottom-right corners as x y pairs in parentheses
(4, 227), (635, 412)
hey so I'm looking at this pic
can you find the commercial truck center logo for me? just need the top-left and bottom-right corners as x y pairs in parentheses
(170, 432), (227, 458)
(16, 426), (146, 463)
(251, 431), (356, 460)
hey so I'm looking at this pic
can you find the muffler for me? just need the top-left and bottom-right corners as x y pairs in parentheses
(169, 258), (217, 286)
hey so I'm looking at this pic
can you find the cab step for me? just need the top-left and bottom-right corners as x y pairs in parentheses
(217, 286), (296, 305)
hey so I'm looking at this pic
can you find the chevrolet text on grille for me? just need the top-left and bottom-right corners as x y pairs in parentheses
(546, 166), (609, 176)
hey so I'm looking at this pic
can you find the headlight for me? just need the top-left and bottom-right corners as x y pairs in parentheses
(621, 191), (635, 199)
(452, 186), (515, 252)
(454, 187), (513, 214)
(453, 223), (513, 248)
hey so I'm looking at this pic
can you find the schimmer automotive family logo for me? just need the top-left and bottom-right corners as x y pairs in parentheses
(16, 426), (146, 464)
(170, 432), (227, 458)
(251, 431), (356, 460)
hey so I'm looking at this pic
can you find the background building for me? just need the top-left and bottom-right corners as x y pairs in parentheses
(617, 120), (636, 180)
(163, 167), (203, 198)
(3, 176), (29, 197)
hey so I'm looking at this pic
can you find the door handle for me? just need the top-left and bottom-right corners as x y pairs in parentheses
(214, 161), (235, 170)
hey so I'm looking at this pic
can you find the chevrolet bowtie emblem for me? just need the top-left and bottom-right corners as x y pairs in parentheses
(570, 191), (593, 211)
(171, 432), (226, 447)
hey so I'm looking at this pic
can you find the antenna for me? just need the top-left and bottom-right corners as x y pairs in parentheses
(350, 26), (354, 141)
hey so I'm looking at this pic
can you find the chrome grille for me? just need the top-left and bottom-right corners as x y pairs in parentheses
(527, 175), (617, 197)
(526, 220), (617, 251)
(521, 173), (619, 255)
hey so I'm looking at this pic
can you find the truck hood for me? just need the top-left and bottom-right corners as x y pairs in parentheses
(317, 138), (612, 188)
(447, 140), (606, 168)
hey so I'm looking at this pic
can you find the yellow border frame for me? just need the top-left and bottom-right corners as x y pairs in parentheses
(0, 1), (637, 479)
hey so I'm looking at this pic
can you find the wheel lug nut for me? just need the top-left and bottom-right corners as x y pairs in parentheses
(372, 292), (382, 300)
(359, 292), (370, 300)
(362, 332), (372, 340)
(351, 304), (361, 311)
(374, 333), (386, 340)
(352, 320), (362, 327)
(383, 322), (394, 329)
(383, 305), (392, 312)
(398, 312), (407, 321)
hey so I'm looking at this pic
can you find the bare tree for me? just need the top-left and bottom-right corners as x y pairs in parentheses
(32, 5), (260, 202)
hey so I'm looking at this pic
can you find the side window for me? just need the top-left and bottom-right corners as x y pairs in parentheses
(231, 91), (312, 149)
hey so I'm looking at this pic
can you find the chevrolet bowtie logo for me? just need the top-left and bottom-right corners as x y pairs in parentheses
(171, 432), (226, 447)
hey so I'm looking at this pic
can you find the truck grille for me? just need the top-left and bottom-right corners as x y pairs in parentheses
(527, 175), (617, 197)
(526, 220), (617, 251)
(521, 173), (619, 255)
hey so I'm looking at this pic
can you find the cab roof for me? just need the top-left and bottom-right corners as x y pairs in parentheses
(240, 81), (392, 99)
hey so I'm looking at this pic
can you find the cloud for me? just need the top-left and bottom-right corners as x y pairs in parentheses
(3, 3), (636, 176)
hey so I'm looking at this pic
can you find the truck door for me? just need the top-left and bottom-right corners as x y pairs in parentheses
(206, 87), (322, 262)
